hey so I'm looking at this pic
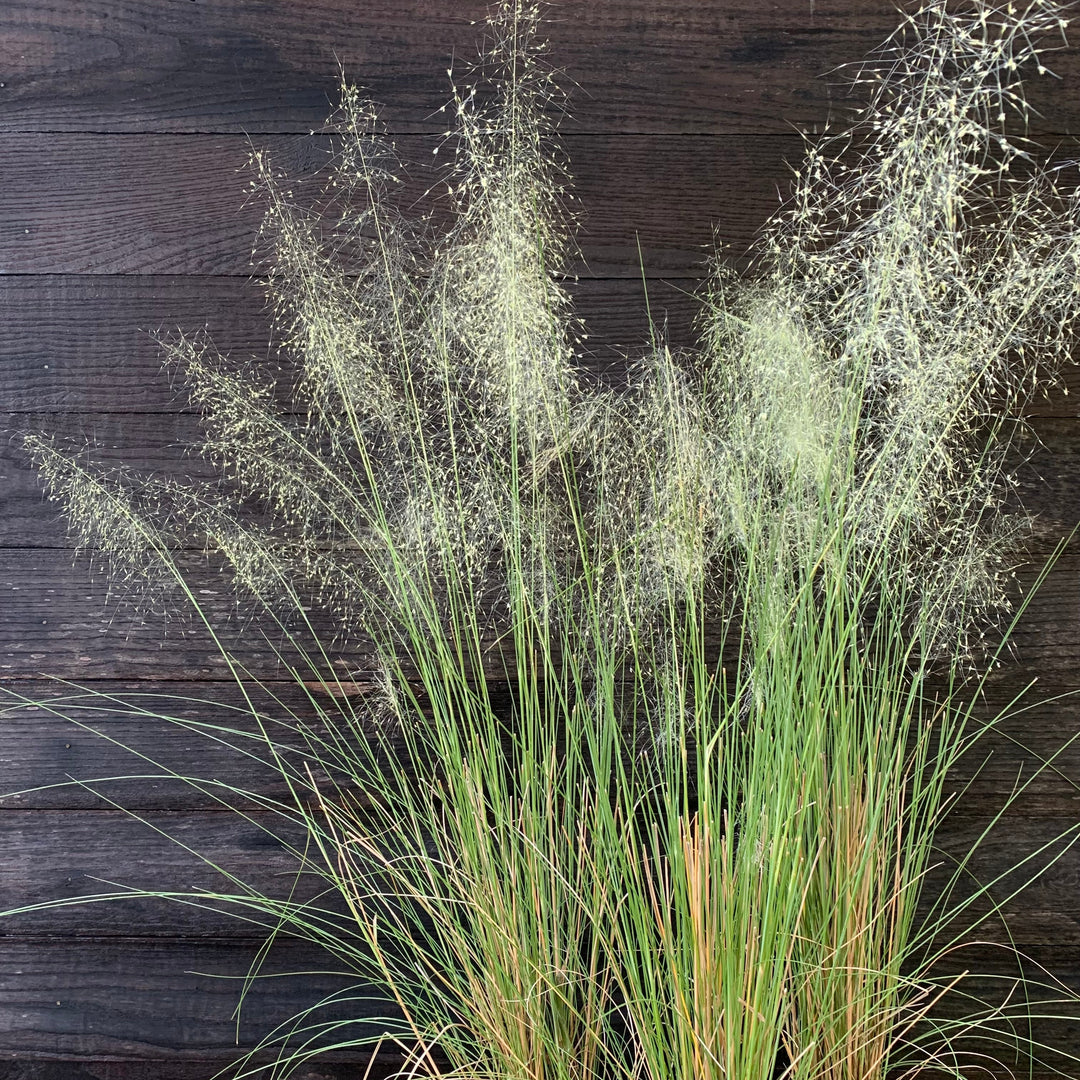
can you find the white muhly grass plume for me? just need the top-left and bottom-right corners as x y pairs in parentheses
(34, 0), (1080, 671)
(702, 0), (1080, 656)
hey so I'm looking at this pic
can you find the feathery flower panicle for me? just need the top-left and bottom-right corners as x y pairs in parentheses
(24, 433), (186, 612)
(29, 0), (1080, 682)
(696, 0), (1080, 658)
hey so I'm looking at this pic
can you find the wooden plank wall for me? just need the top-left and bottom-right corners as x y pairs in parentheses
(1, 1), (1080, 1077)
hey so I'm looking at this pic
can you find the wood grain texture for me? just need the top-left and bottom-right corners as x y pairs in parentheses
(3, 939), (1079, 1061)
(0, 1061), (393, 1080)
(0, 676), (1077, 811)
(9, 0), (1078, 136)
(0, 546), (349, 680)
(0, 132), (802, 276)
(0, 679), (362, 811)
(0, 1061), (388, 1080)
(3, 411), (1076, 549)
(0, 678), (1078, 811)
(0, 804), (1076, 943)
(0, 936), (384, 1057)
(2, 547), (1080, 680)
(0, 276), (701, 413)
(0, 810), (337, 937)
(3, 129), (1072, 278)
(0, 274), (1078, 417)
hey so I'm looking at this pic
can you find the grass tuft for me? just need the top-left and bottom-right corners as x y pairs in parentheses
(10, 2), (1080, 1078)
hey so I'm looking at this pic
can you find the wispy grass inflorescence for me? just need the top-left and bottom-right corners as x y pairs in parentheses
(747, 0), (1080, 651)
(13, 2), (1080, 1079)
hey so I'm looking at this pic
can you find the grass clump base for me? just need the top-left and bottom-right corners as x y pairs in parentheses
(9, 2), (1080, 1078)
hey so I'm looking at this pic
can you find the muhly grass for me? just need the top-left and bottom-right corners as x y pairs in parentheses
(8, 0), (1080, 1078)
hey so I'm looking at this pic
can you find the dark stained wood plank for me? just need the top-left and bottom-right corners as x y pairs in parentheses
(4, 411), (1077, 549)
(0, 548), (335, 681)
(0, 276), (275, 413)
(920, 942), (1080, 1041)
(987, 556), (1080, 684)
(2, 936), (1074, 1062)
(0, 1061), (389, 1080)
(2, 268), (1080, 406)
(0, 276), (701, 413)
(0, 133), (801, 276)
(0, 133), (316, 277)
(2, 574), (1080, 812)
(928, 810), (1080, 943)
(0, 810), (327, 937)
(0, 680), (362, 811)
(2, 272), (1080, 413)
(1, 677), (1079, 813)
(9, 0), (1076, 137)
(1026, 375), (1080, 418)
(0, 1061), (397, 1080)
(1, 542), (1079, 683)
(2, 677), (1080, 813)
(1009, 417), (1080, 542)
(2, 411), (221, 549)
(0, 936), (384, 1057)
(0, 871), (1078, 1065)
(0, 676), (1074, 803)
(928, 690), (1080, 815)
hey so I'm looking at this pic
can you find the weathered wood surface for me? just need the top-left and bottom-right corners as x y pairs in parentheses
(6, 134), (1080, 278)
(0, 810), (319, 936)
(0, 935), (385, 1058)
(0, 1062), (381, 1080)
(0, 804), (1076, 942)
(4, 938), (1078, 1063)
(2, 274), (1077, 417)
(0, 679), (353, 811)
(0, 277), (702, 412)
(3, 0), (1080, 1074)
(7, 0), (1079, 137)
(0, 676), (1078, 808)
(1, 547), (1079, 679)
(1, 409), (1075, 545)
(0, 132), (803, 277)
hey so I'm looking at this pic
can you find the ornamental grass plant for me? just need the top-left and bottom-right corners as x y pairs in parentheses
(8, 1), (1080, 1078)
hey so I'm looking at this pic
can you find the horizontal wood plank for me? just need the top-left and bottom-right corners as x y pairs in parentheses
(0, 1060), (390, 1080)
(0, 532), (1076, 671)
(0, 276), (701, 413)
(0, 676), (1077, 810)
(0, 932), (1078, 1063)
(0, 936), (385, 1058)
(0, 679), (364, 811)
(8, 0), (1076, 136)
(0, 810), (314, 936)
(0, 806), (1074, 944)
(0, 679), (1076, 812)
(6, 129), (1068, 279)
(0, 132), (807, 277)
(0, 276), (275, 413)
(1, 548), (1080, 679)
(2, 274), (1080, 414)
(0, 547), (354, 680)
